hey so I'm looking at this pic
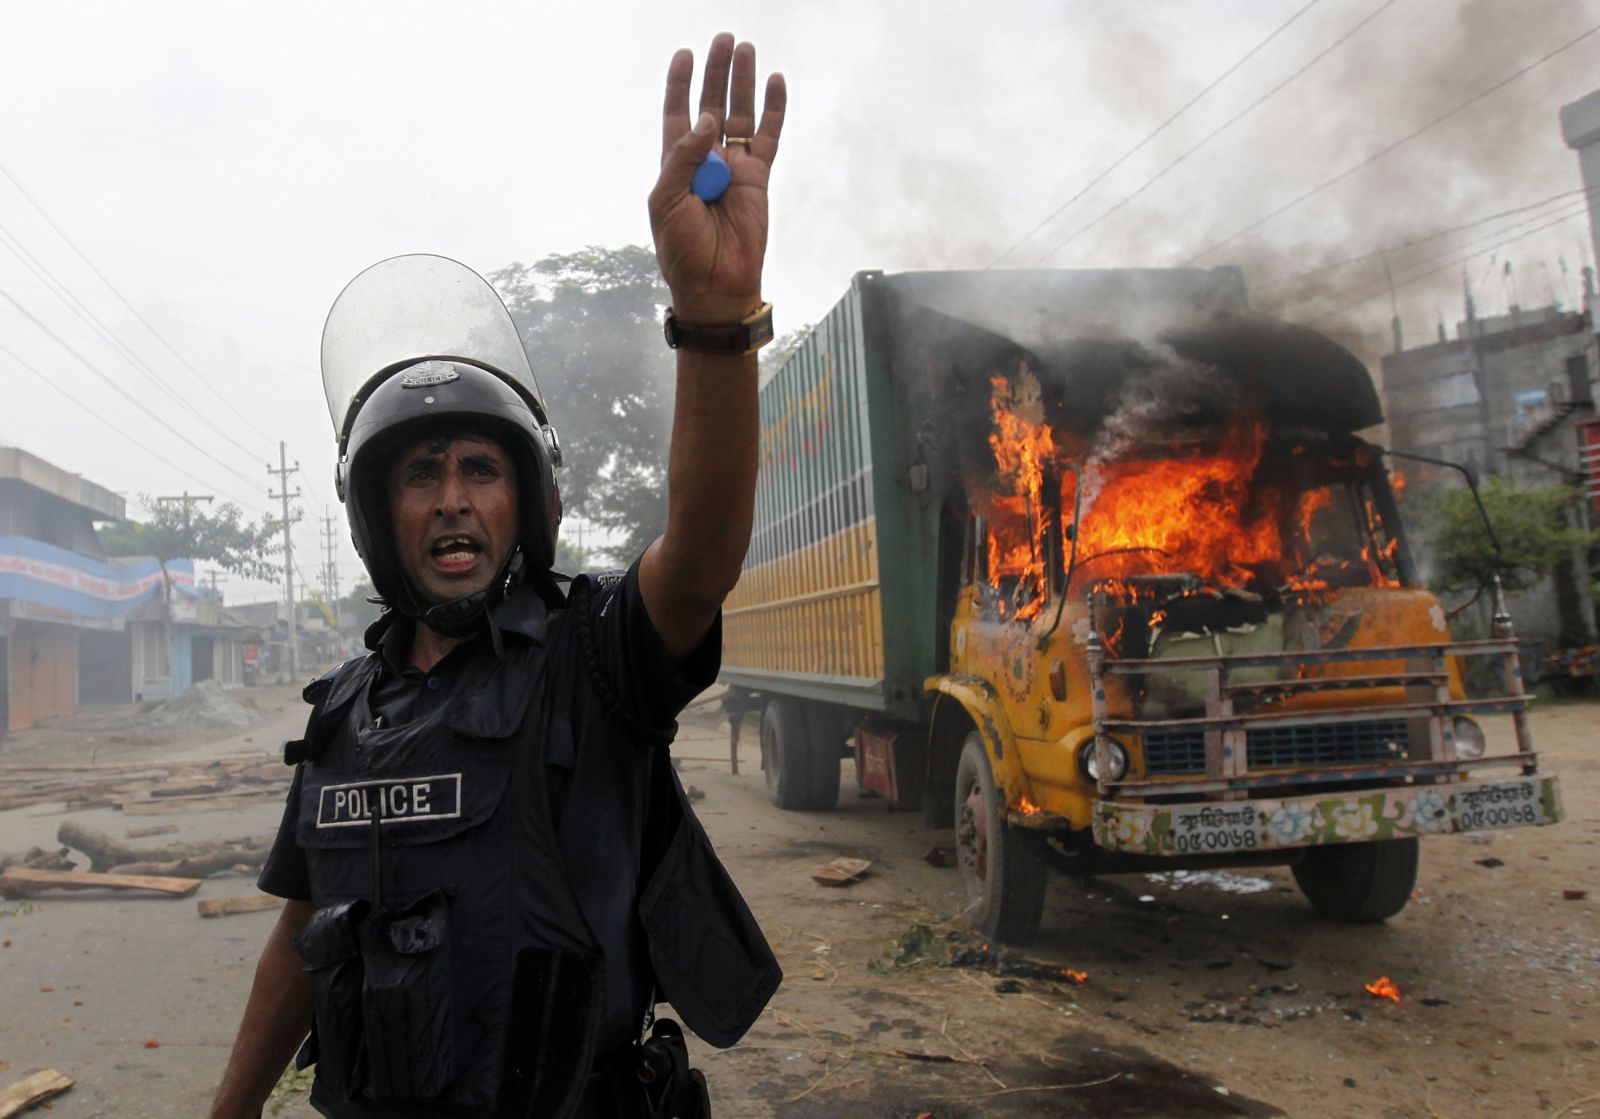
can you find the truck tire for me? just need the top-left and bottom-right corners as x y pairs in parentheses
(760, 698), (813, 810)
(1291, 838), (1419, 923)
(953, 733), (1047, 944)
(801, 703), (842, 811)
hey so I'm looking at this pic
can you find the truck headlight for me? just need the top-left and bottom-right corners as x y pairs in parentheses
(1452, 716), (1487, 760)
(1078, 738), (1129, 782)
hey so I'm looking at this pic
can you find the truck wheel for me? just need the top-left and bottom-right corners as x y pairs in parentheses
(760, 698), (813, 810)
(953, 733), (1047, 944)
(801, 704), (842, 811)
(1291, 838), (1419, 923)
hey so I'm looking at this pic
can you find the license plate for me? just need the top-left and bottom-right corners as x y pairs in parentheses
(1454, 778), (1544, 832)
(1169, 805), (1263, 855)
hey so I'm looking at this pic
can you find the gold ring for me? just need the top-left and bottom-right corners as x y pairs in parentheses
(725, 136), (753, 147)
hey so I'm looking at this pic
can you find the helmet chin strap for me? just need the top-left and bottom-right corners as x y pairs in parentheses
(407, 546), (526, 639)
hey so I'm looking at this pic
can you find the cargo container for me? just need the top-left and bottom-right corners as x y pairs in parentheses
(722, 268), (1562, 944)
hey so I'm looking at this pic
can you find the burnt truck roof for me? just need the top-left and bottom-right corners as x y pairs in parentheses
(873, 268), (1384, 434)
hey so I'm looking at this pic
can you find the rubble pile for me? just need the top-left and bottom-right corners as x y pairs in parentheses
(140, 679), (262, 734)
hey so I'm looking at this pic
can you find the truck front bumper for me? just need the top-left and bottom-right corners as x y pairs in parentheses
(1092, 775), (1562, 857)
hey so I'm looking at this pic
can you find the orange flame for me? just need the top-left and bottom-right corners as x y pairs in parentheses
(979, 383), (1402, 613)
(1064, 969), (1088, 984)
(1364, 976), (1401, 1002)
(1016, 795), (1043, 816)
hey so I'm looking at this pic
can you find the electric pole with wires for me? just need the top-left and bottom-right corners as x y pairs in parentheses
(268, 443), (302, 683)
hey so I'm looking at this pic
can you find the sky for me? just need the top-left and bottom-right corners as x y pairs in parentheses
(2, 0), (1598, 604)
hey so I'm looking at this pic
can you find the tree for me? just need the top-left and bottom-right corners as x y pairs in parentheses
(1400, 478), (1598, 644)
(101, 497), (287, 674)
(490, 246), (675, 563)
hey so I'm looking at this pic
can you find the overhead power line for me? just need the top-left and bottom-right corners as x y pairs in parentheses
(0, 284), (268, 494)
(987, 0), (1324, 269)
(1038, 0), (1400, 265)
(1183, 20), (1600, 265)
(1332, 205), (1592, 316)
(1291, 183), (1600, 281)
(0, 340), (270, 510)
(0, 219), (270, 464)
(0, 161), (276, 445)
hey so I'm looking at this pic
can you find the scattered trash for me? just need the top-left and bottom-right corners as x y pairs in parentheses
(1562, 889), (1588, 901)
(685, 785), (705, 802)
(923, 846), (952, 868)
(0, 1068), (73, 1113)
(1475, 857), (1506, 868)
(1343, 1078), (1357, 1088)
(811, 856), (871, 887)
(143, 1039), (161, 1049)
(993, 979), (1024, 994)
(1420, 997), (1449, 1007)
(1364, 977), (1401, 1002)
(1145, 870), (1274, 894)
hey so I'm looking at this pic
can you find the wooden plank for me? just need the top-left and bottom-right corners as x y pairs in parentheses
(121, 793), (281, 816)
(125, 824), (179, 839)
(197, 895), (286, 919)
(0, 1069), (74, 1118)
(0, 867), (202, 898)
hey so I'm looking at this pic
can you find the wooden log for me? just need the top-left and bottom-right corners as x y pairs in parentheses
(126, 824), (179, 839)
(197, 895), (286, 919)
(121, 794), (281, 816)
(111, 851), (264, 878)
(0, 1069), (74, 1118)
(0, 847), (75, 874)
(0, 867), (201, 898)
(58, 822), (270, 873)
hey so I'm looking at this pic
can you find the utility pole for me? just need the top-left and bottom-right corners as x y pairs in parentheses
(268, 443), (302, 682)
(154, 491), (214, 531)
(321, 512), (341, 630)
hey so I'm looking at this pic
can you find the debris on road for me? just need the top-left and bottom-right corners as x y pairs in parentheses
(1563, 888), (1588, 900)
(197, 895), (287, 919)
(58, 821), (270, 877)
(811, 857), (872, 887)
(0, 848), (74, 874)
(0, 1068), (73, 1118)
(923, 846), (952, 868)
(0, 867), (201, 899)
(1363, 976), (1401, 1002)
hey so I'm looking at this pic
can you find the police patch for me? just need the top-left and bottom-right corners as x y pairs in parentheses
(398, 361), (461, 389)
(316, 773), (463, 827)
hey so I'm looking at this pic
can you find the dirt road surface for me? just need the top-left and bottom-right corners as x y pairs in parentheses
(0, 688), (1594, 1118)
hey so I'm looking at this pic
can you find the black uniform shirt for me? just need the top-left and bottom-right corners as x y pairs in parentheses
(258, 563), (719, 1047)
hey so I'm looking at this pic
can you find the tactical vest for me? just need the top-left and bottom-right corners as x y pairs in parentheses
(285, 610), (780, 1119)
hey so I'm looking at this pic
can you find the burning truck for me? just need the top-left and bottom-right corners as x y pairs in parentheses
(721, 268), (1562, 944)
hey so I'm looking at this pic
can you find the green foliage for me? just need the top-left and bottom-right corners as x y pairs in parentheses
(1399, 478), (1596, 596)
(870, 922), (937, 973)
(100, 496), (287, 582)
(489, 246), (673, 565)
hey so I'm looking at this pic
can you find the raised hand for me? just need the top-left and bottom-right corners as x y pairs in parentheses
(648, 33), (786, 323)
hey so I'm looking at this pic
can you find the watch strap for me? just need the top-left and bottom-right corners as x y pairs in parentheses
(664, 302), (775, 356)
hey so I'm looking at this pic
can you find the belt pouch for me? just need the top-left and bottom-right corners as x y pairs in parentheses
(360, 887), (454, 1100)
(294, 898), (370, 1100)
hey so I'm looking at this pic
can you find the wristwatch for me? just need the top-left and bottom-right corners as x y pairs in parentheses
(663, 302), (775, 356)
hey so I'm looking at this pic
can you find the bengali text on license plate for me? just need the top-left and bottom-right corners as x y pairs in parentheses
(1169, 805), (1262, 854)
(1455, 779), (1543, 832)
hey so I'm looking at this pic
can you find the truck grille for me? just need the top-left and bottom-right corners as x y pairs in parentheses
(1142, 719), (1410, 776)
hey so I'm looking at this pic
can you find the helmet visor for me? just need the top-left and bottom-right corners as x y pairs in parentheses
(321, 254), (545, 441)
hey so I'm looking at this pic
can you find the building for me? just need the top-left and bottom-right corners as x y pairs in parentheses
(1561, 88), (1600, 291)
(0, 447), (261, 732)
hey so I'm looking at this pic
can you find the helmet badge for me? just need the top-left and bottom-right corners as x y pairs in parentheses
(399, 361), (462, 389)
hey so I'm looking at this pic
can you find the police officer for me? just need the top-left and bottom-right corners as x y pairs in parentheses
(210, 33), (785, 1119)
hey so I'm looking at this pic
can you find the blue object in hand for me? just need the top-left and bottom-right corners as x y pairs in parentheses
(691, 150), (732, 202)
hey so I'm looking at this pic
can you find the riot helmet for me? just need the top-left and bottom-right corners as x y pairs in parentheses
(321, 254), (562, 633)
